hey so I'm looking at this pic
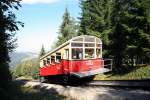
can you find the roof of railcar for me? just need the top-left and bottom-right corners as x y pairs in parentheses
(40, 35), (102, 60)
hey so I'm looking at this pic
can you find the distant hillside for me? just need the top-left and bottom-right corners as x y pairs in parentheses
(9, 52), (38, 68)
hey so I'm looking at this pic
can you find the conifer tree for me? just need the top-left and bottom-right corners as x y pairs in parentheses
(124, 0), (150, 65)
(110, 0), (128, 69)
(56, 8), (79, 46)
(39, 45), (46, 58)
(0, 0), (23, 98)
(110, 0), (150, 68)
(79, 0), (113, 57)
(0, 1), (22, 85)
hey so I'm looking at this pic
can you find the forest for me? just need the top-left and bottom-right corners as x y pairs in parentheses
(0, 0), (150, 100)
(55, 0), (150, 69)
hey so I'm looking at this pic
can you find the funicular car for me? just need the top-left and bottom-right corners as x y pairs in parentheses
(40, 35), (112, 83)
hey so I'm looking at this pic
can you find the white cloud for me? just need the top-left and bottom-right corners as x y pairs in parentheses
(21, 0), (78, 4)
(21, 0), (60, 4)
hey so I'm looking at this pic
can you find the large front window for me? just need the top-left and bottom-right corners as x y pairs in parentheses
(85, 48), (95, 59)
(72, 48), (83, 59)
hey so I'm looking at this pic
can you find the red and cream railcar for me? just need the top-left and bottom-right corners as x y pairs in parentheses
(40, 35), (110, 81)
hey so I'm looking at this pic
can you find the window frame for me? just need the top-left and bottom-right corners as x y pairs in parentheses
(71, 48), (83, 60)
(84, 48), (95, 59)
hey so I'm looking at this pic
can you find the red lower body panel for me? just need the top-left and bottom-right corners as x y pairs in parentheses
(40, 64), (63, 76)
(40, 58), (104, 77)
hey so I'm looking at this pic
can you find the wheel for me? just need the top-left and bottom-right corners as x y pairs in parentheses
(69, 75), (81, 85)
(82, 75), (95, 82)
(39, 76), (45, 83)
(63, 75), (69, 84)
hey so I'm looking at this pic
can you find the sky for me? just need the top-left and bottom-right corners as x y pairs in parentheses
(15, 0), (81, 53)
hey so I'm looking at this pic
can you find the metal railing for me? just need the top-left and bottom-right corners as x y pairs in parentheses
(103, 59), (113, 71)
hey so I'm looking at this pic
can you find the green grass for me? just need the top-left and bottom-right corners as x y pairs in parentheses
(94, 65), (150, 80)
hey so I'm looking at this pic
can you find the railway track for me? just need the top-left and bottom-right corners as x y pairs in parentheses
(16, 78), (150, 89)
(15, 79), (150, 100)
(85, 80), (150, 89)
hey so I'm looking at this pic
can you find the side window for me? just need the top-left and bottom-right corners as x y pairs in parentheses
(47, 58), (50, 64)
(72, 48), (83, 59)
(56, 53), (61, 63)
(51, 56), (55, 64)
(43, 60), (46, 66)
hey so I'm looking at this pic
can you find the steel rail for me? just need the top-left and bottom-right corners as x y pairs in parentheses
(85, 80), (150, 88)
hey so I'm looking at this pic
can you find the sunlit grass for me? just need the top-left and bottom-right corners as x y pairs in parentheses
(95, 65), (150, 80)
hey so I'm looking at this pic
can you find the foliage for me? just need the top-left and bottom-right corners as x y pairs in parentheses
(144, 0), (150, 23)
(79, 0), (150, 71)
(0, 0), (23, 95)
(110, 0), (150, 68)
(13, 58), (40, 79)
(110, 0), (129, 68)
(56, 8), (79, 47)
(79, 0), (113, 57)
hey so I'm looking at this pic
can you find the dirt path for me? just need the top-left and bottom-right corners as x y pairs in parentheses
(21, 80), (150, 100)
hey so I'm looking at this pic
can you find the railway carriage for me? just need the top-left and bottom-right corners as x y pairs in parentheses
(39, 35), (112, 83)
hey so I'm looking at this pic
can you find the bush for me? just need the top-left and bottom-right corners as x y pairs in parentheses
(13, 58), (40, 79)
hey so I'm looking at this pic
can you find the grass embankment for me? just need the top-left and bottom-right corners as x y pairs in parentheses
(8, 81), (66, 100)
(95, 65), (150, 80)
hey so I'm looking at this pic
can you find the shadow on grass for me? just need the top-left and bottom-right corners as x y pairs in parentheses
(8, 80), (66, 100)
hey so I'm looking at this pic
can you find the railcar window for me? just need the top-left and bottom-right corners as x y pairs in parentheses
(72, 48), (83, 59)
(71, 43), (83, 47)
(47, 58), (50, 64)
(96, 38), (101, 43)
(85, 43), (95, 47)
(51, 56), (55, 64)
(96, 44), (101, 47)
(85, 48), (95, 59)
(96, 49), (101, 58)
(56, 53), (61, 63)
(73, 38), (83, 42)
(43, 60), (46, 66)
(85, 37), (95, 42)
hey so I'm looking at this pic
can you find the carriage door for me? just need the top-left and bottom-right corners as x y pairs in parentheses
(63, 49), (69, 74)
(65, 49), (69, 60)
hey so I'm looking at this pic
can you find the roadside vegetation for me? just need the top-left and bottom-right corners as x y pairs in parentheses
(12, 45), (46, 80)
(12, 58), (40, 80)
(95, 65), (150, 80)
